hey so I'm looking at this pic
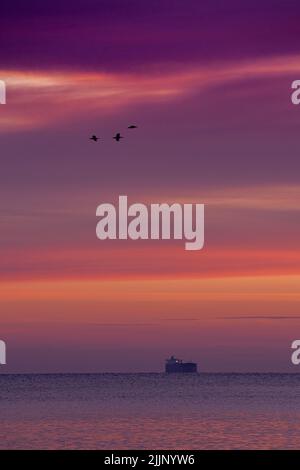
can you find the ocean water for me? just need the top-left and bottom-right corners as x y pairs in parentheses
(0, 373), (300, 449)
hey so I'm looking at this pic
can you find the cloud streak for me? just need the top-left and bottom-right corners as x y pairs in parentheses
(1, 54), (300, 131)
(221, 316), (300, 321)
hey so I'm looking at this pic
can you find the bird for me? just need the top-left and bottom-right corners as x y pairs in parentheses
(90, 135), (100, 142)
(113, 132), (123, 142)
(128, 125), (137, 129)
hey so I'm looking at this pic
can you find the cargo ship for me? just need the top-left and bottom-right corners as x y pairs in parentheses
(165, 355), (198, 374)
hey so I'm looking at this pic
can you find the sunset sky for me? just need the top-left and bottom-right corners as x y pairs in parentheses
(1, 0), (300, 372)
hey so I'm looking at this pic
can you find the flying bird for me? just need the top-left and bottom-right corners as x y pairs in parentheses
(128, 125), (137, 129)
(90, 135), (100, 142)
(113, 133), (123, 142)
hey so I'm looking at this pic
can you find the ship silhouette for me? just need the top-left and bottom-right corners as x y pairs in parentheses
(165, 355), (197, 373)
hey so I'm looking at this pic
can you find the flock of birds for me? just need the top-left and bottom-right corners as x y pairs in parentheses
(90, 125), (137, 143)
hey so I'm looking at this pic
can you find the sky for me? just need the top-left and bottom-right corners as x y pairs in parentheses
(0, 0), (300, 372)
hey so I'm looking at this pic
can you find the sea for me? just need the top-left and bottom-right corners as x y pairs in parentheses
(0, 373), (300, 449)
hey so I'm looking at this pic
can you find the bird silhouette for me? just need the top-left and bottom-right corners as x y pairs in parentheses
(128, 125), (137, 129)
(90, 135), (100, 142)
(113, 133), (123, 142)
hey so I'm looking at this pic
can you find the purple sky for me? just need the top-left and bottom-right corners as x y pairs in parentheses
(0, 1), (300, 373)
(2, 0), (300, 71)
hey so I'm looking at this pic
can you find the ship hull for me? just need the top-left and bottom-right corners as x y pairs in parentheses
(165, 362), (197, 374)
